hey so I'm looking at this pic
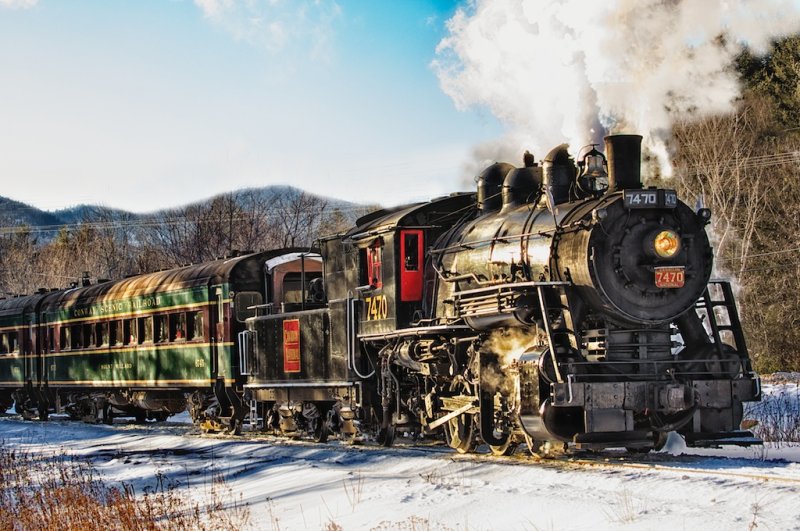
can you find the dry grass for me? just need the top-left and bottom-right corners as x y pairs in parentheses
(0, 443), (250, 531)
(602, 488), (645, 524)
(342, 470), (365, 512)
(369, 516), (456, 531)
(743, 382), (800, 445)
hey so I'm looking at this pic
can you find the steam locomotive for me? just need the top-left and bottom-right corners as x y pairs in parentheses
(0, 134), (761, 454)
(240, 133), (761, 453)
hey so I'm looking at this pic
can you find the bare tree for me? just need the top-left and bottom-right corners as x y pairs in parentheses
(673, 94), (800, 371)
(0, 228), (40, 295)
(272, 189), (329, 248)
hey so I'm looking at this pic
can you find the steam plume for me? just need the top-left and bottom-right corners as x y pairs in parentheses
(433, 0), (800, 179)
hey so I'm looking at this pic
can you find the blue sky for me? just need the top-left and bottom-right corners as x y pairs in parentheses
(0, 0), (501, 212)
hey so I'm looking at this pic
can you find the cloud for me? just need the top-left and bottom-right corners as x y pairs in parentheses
(0, 0), (37, 9)
(193, 0), (342, 60)
(433, 0), (800, 179)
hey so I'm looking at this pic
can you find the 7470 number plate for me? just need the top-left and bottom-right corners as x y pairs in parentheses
(655, 266), (685, 288)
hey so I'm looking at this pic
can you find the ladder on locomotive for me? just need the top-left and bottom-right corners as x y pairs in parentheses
(696, 280), (752, 370)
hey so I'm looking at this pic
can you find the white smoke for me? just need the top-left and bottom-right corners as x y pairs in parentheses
(433, 0), (800, 179)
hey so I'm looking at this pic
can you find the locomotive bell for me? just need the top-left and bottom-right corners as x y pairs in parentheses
(576, 145), (608, 197)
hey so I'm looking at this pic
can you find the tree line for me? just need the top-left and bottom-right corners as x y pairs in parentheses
(0, 188), (369, 297)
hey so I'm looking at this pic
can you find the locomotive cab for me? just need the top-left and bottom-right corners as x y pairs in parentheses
(320, 195), (475, 335)
(356, 227), (426, 333)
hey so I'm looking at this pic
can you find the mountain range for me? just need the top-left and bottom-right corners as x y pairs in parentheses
(0, 186), (368, 238)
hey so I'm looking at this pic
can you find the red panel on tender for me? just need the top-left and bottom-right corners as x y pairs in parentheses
(400, 230), (424, 302)
(283, 319), (301, 373)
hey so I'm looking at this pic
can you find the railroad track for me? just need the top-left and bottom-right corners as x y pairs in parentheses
(4, 414), (799, 486)
(216, 427), (800, 486)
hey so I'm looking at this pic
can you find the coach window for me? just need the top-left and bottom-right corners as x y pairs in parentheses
(97, 322), (109, 347)
(61, 327), (70, 351)
(48, 327), (55, 352)
(109, 320), (120, 346)
(191, 311), (204, 340)
(71, 325), (82, 349)
(0, 334), (7, 354)
(171, 313), (186, 341)
(69, 325), (83, 348)
(123, 319), (135, 345)
(83, 323), (95, 348)
(155, 315), (168, 343)
(139, 316), (154, 344)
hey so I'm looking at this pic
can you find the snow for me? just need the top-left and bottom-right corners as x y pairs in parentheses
(2, 384), (799, 530)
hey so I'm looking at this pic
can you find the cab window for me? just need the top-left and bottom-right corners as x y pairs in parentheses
(403, 232), (420, 271)
(367, 243), (383, 289)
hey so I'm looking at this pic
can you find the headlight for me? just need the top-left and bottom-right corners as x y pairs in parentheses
(654, 230), (681, 258)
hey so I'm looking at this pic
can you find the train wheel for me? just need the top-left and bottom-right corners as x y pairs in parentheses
(101, 404), (113, 425)
(445, 414), (476, 454)
(522, 432), (544, 458)
(489, 438), (517, 456)
(312, 417), (329, 443)
(35, 396), (50, 421)
(377, 425), (396, 447)
(227, 416), (242, 435)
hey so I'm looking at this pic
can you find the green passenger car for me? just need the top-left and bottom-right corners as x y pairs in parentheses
(0, 248), (320, 432)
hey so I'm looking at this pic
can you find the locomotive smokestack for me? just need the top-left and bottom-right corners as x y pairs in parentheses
(605, 134), (642, 192)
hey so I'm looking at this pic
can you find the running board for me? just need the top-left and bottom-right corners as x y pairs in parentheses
(685, 430), (762, 448)
(573, 430), (652, 450)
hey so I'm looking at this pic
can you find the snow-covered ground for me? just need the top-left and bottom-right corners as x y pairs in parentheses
(2, 381), (799, 530)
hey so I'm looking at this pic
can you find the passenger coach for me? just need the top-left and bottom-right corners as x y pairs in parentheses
(0, 248), (320, 432)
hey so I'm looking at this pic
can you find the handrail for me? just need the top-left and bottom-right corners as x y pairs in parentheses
(237, 330), (250, 376)
(346, 294), (375, 379)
